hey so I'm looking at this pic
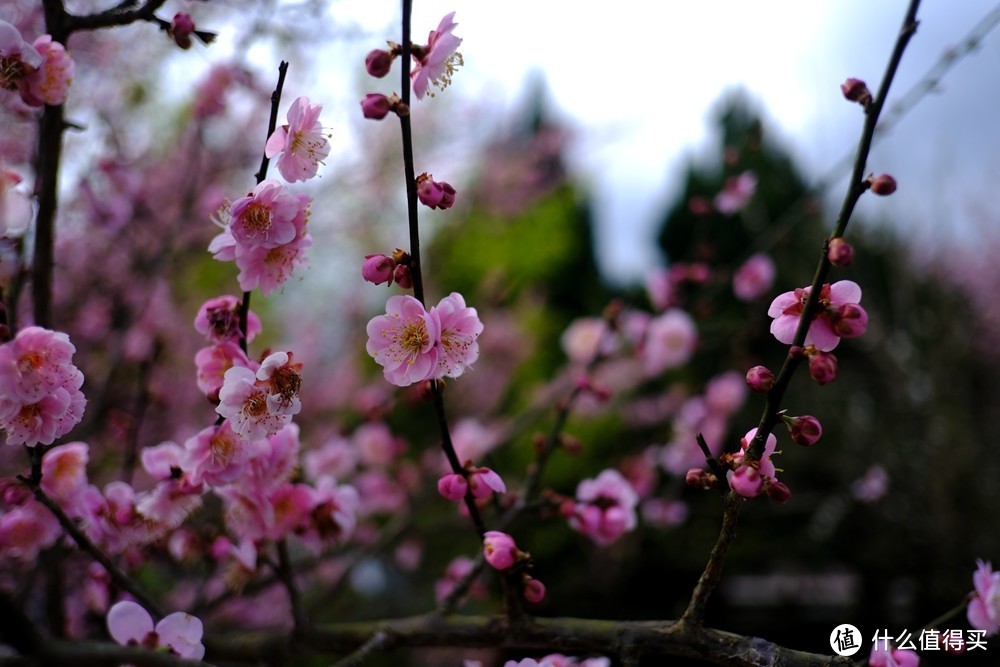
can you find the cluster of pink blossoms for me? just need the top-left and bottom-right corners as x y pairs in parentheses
(210, 97), (327, 295)
(0, 19), (74, 107)
(366, 293), (483, 387)
(482, 530), (546, 604)
(566, 469), (639, 546)
(364, 12), (463, 100)
(725, 429), (785, 500)
(0, 326), (86, 447)
(216, 350), (303, 441)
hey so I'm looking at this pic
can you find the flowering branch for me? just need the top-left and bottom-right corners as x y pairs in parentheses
(15, 479), (165, 617)
(677, 0), (922, 633)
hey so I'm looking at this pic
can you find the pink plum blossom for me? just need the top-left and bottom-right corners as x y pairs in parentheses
(265, 96), (331, 183)
(0, 500), (61, 560)
(714, 171), (757, 214)
(303, 435), (358, 481)
(560, 317), (615, 365)
(0, 326), (80, 404)
(468, 466), (506, 499)
(968, 559), (1000, 635)
(732, 252), (776, 302)
(641, 309), (698, 375)
(40, 441), (89, 503)
(0, 374), (86, 446)
(301, 475), (361, 548)
(0, 20), (43, 101)
(868, 638), (919, 667)
(256, 351), (303, 416)
(727, 429), (779, 499)
(183, 421), (250, 487)
(194, 295), (261, 344)
(430, 292), (483, 379)
(195, 341), (252, 400)
(228, 179), (309, 249)
(216, 365), (292, 440)
(568, 469), (639, 546)
(22, 35), (74, 107)
(366, 295), (441, 387)
(234, 232), (313, 296)
(768, 280), (867, 352)
(106, 600), (205, 659)
(352, 421), (403, 467)
(411, 12), (463, 99)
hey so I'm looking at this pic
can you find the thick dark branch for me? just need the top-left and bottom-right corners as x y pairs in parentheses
(201, 613), (854, 667)
(63, 0), (169, 33)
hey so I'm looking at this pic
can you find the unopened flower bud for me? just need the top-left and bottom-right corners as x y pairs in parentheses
(365, 49), (395, 78)
(360, 93), (392, 120)
(437, 473), (468, 502)
(416, 174), (457, 210)
(807, 350), (838, 385)
(827, 237), (854, 266)
(169, 12), (196, 49)
(745, 365), (775, 393)
(362, 253), (395, 285)
(483, 531), (520, 571)
(522, 575), (546, 604)
(685, 468), (718, 490)
(840, 77), (872, 107)
(393, 264), (413, 290)
(763, 478), (792, 503)
(832, 303), (868, 338)
(867, 173), (897, 196)
(785, 414), (822, 446)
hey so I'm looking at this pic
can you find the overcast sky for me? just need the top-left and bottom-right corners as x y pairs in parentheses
(279, 1), (1000, 283)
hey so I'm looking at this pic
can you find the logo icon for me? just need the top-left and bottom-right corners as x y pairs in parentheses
(830, 624), (862, 656)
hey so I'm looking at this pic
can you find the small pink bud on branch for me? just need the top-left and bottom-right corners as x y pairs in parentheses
(840, 77), (873, 109)
(827, 237), (854, 266)
(866, 173), (897, 196)
(745, 365), (775, 393)
(784, 414), (823, 447)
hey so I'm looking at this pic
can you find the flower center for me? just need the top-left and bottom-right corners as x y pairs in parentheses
(0, 57), (27, 90)
(242, 203), (272, 236)
(243, 390), (268, 418)
(210, 431), (237, 464)
(400, 321), (428, 354)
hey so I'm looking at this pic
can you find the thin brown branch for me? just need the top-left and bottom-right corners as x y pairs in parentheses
(678, 492), (742, 627)
(17, 477), (164, 617)
(63, 0), (169, 33)
(747, 0), (922, 462)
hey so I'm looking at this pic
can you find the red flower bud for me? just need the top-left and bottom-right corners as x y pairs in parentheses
(868, 173), (897, 196)
(763, 478), (792, 503)
(392, 264), (413, 290)
(786, 414), (822, 446)
(365, 49), (394, 78)
(169, 12), (196, 49)
(360, 93), (392, 120)
(685, 468), (718, 490)
(840, 77), (872, 107)
(745, 365), (775, 393)
(362, 253), (396, 285)
(827, 237), (854, 266)
(807, 350), (838, 385)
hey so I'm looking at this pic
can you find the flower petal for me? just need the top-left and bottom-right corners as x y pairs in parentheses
(107, 600), (154, 645)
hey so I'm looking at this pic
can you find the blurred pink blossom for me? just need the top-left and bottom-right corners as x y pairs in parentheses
(568, 469), (639, 546)
(265, 96), (330, 183)
(732, 252), (775, 302)
(968, 559), (1000, 635)
(106, 600), (205, 660)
